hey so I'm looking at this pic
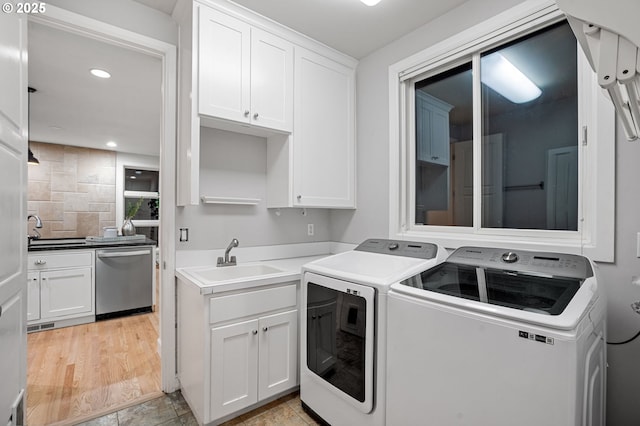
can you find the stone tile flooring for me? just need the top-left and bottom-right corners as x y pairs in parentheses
(76, 391), (319, 426)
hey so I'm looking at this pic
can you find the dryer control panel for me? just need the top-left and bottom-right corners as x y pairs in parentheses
(449, 246), (594, 279)
(355, 238), (438, 259)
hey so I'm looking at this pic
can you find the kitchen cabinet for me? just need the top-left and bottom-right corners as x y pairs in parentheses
(416, 91), (453, 166)
(267, 48), (356, 208)
(177, 278), (298, 425)
(175, 0), (357, 207)
(27, 250), (95, 331)
(210, 310), (297, 419)
(198, 6), (293, 133)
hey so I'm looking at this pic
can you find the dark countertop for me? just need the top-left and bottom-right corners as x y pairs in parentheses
(28, 237), (157, 252)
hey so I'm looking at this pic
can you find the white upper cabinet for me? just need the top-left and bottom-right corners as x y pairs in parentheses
(176, 0), (357, 207)
(416, 91), (453, 167)
(291, 48), (355, 208)
(198, 6), (293, 133)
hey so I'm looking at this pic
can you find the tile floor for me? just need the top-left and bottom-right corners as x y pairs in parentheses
(76, 391), (319, 426)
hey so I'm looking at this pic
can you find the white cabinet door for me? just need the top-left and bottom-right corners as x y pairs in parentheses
(250, 28), (293, 132)
(198, 6), (251, 123)
(40, 268), (93, 319)
(293, 47), (355, 208)
(210, 319), (259, 420)
(27, 272), (40, 322)
(198, 6), (293, 133)
(416, 91), (452, 166)
(258, 309), (297, 400)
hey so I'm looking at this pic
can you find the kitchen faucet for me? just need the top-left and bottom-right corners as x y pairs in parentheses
(27, 214), (43, 241)
(217, 238), (239, 267)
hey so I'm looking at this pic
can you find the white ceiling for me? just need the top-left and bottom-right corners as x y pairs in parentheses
(227, 0), (470, 59)
(28, 21), (162, 156)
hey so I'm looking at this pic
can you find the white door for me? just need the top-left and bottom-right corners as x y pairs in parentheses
(546, 146), (578, 230)
(198, 6), (250, 123)
(293, 47), (355, 208)
(40, 268), (93, 319)
(250, 28), (293, 132)
(0, 6), (28, 425)
(258, 309), (297, 399)
(210, 319), (259, 420)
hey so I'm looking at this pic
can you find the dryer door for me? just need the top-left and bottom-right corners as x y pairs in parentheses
(302, 272), (375, 413)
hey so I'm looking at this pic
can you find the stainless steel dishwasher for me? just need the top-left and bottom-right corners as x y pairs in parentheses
(95, 246), (153, 320)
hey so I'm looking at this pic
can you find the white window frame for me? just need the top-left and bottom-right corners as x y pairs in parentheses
(388, 0), (615, 262)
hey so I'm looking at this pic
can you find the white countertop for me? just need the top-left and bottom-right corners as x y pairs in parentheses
(175, 254), (327, 295)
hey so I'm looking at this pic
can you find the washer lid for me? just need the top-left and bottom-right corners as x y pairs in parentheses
(304, 249), (444, 289)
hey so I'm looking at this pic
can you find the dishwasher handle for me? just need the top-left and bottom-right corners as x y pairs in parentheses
(97, 249), (151, 258)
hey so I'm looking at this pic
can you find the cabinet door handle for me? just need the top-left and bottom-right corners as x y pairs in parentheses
(34, 259), (46, 265)
(263, 327), (268, 332)
(244, 110), (250, 117)
(253, 113), (259, 119)
(252, 330), (258, 335)
(297, 195), (302, 201)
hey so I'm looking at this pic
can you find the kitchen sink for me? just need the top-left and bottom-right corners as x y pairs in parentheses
(188, 264), (286, 283)
(29, 238), (87, 246)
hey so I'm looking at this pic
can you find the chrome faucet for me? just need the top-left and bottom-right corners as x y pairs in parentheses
(27, 214), (43, 241)
(217, 238), (239, 267)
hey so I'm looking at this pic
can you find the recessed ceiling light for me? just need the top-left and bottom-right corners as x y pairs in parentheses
(360, 0), (382, 6)
(90, 68), (111, 79)
(130, 176), (137, 179)
(106, 141), (117, 148)
(135, 170), (142, 175)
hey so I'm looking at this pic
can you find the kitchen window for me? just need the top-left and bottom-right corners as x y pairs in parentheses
(388, 1), (615, 261)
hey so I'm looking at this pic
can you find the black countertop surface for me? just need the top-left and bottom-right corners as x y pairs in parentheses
(28, 237), (157, 252)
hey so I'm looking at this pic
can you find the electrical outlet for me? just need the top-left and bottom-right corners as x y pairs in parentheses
(307, 224), (314, 236)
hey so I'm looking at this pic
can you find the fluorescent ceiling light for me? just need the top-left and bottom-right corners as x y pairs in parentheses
(90, 68), (111, 79)
(106, 141), (117, 148)
(360, 0), (381, 6)
(481, 53), (541, 103)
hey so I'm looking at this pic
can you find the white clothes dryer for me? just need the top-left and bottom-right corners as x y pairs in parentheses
(387, 246), (606, 426)
(301, 239), (447, 425)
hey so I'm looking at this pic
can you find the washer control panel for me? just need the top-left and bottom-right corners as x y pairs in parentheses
(355, 238), (438, 259)
(449, 246), (593, 279)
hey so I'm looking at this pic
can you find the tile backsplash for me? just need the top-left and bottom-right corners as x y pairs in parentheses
(27, 142), (116, 238)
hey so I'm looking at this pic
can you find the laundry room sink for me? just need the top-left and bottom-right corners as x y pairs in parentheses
(189, 264), (285, 283)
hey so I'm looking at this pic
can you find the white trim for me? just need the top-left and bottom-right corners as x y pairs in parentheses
(30, 6), (179, 391)
(388, 0), (615, 261)
(124, 190), (160, 199)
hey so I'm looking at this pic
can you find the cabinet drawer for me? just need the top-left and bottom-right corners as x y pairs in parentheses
(28, 251), (93, 270)
(209, 284), (296, 324)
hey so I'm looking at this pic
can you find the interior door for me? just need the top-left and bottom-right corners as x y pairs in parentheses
(0, 6), (28, 425)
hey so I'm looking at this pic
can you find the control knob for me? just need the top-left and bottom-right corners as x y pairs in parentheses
(501, 252), (519, 263)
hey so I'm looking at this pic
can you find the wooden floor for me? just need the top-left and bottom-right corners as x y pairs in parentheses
(26, 310), (161, 426)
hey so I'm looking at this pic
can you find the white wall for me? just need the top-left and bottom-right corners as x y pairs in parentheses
(46, 0), (178, 45)
(330, 0), (640, 424)
(176, 128), (331, 250)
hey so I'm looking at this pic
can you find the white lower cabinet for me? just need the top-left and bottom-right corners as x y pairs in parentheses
(27, 251), (95, 330)
(210, 310), (297, 419)
(177, 279), (299, 425)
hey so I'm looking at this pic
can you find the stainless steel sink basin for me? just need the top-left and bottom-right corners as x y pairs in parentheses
(186, 264), (286, 284)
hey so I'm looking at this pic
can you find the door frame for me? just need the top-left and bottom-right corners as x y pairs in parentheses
(29, 6), (178, 392)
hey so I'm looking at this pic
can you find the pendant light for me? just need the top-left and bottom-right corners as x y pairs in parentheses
(27, 87), (39, 165)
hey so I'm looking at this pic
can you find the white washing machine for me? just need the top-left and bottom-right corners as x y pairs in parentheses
(300, 238), (447, 425)
(387, 246), (606, 426)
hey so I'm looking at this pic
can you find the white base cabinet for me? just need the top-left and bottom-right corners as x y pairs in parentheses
(177, 279), (299, 425)
(27, 250), (95, 330)
(210, 310), (297, 419)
